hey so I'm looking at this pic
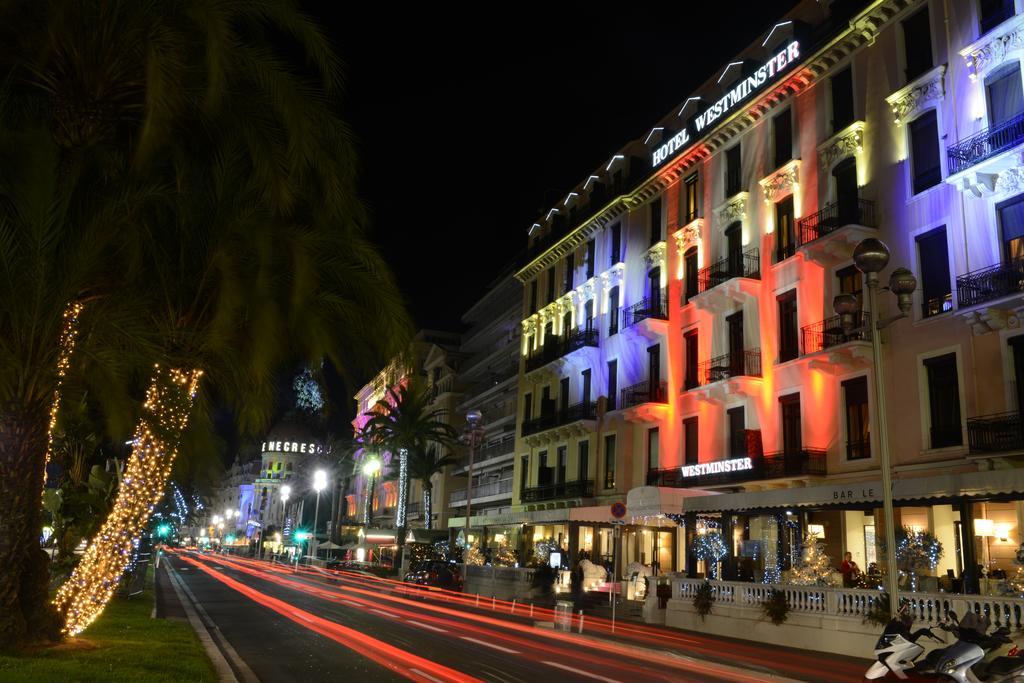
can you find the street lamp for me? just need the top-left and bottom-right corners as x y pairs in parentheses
(362, 456), (381, 526)
(460, 410), (485, 580)
(312, 469), (328, 556)
(834, 237), (917, 618)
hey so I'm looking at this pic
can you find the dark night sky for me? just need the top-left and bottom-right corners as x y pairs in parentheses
(315, 2), (799, 331)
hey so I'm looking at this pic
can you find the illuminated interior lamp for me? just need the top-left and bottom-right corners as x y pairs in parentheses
(807, 524), (825, 538)
(974, 518), (995, 536)
(996, 524), (1012, 542)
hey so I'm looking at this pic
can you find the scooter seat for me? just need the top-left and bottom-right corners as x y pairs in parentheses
(976, 656), (1024, 679)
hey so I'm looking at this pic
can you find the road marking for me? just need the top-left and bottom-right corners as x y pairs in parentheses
(460, 636), (519, 654)
(410, 668), (446, 683)
(371, 608), (399, 618)
(407, 620), (447, 633)
(541, 661), (621, 683)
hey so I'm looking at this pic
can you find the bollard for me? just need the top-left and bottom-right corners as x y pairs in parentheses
(578, 610), (584, 634)
(511, 599), (516, 614)
(530, 603), (534, 617)
(492, 596), (496, 610)
(476, 594), (480, 607)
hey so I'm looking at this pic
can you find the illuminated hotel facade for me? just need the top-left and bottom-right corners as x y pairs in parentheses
(511, 0), (1024, 591)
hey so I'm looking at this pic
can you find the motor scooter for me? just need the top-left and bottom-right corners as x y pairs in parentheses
(864, 608), (948, 681)
(933, 611), (1024, 682)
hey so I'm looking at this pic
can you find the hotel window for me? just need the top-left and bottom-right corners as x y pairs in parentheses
(608, 286), (620, 336)
(986, 62), (1024, 128)
(780, 393), (802, 454)
(925, 353), (963, 448)
(917, 227), (952, 317)
(649, 197), (662, 246)
(684, 328), (699, 390)
(684, 417), (698, 465)
(538, 449), (550, 485)
(909, 110), (941, 194)
(778, 290), (799, 362)
(586, 239), (596, 279)
(684, 173), (699, 223)
(578, 440), (590, 482)
(775, 196), (796, 262)
(345, 495), (356, 517)
(837, 264), (863, 316)
(833, 156), (859, 224)
(603, 434), (616, 489)
(647, 428), (660, 475)
(564, 253), (574, 294)
(830, 65), (854, 133)
(607, 359), (618, 411)
(520, 455), (529, 492)
(773, 109), (792, 169)
(584, 299), (595, 331)
(999, 194), (1024, 262)
(725, 144), (742, 197)
(556, 445), (567, 483)
(902, 7), (933, 83)
(581, 368), (591, 406)
(843, 376), (871, 460)
(562, 310), (572, 335)
(728, 406), (746, 457)
(546, 266), (556, 304)
(980, 0), (1015, 35)
(684, 246), (699, 302)
(523, 392), (532, 422)
(529, 279), (537, 313)
(610, 222), (622, 265)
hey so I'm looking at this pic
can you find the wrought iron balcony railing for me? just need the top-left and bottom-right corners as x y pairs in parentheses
(948, 110), (1024, 175)
(797, 198), (877, 246)
(697, 247), (761, 293)
(521, 479), (594, 503)
(520, 400), (597, 437)
(761, 449), (827, 479)
(800, 312), (871, 355)
(449, 479), (513, 504)
(956, 257), (1024, 308)
(523, 327), (599, 373)
(619, 380), (667, 409)
(697, 349), (762, 385)
(967, 411), (1024, 454)
(622, 291), (668, 328)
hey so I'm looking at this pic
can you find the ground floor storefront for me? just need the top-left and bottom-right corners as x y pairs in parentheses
(669, 466), (1024, 595)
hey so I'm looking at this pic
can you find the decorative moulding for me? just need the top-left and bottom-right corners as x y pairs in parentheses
(818, 121), (864, 170)
(644, 241), (667, 269)
(885, 64), (945, 125)
(961, 12), (1024, 82)
(674, 218), (703, 252)
(715, 191), (749, 225)
(758, 159), (801, 203)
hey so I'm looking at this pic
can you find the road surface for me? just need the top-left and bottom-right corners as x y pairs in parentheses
(162, 550), (867, 682)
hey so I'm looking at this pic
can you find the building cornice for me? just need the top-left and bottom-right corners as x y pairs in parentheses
(515, 0), (921, 283)
(961, 11), (1024, 82)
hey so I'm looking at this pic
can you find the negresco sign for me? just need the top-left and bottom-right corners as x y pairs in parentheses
(652, 41), (801, 168)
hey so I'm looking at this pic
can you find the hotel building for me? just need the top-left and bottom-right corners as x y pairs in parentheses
(513, 0), (1024, 593)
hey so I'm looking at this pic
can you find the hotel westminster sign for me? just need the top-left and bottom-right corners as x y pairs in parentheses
(651, 41), (801, 168)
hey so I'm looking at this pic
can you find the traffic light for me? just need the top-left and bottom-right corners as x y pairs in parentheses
(156, 524), (171, 538)
(294, 530), (309, 542)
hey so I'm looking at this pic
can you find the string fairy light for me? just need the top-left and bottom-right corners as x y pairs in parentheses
(42, 302), (84, 489)
(54, 364), (202, 635)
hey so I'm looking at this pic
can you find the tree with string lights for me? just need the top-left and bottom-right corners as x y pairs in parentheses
(0, 0), (413, 644)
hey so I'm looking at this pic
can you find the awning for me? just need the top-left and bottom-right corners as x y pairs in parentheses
(681, 466), (1024, 514)
(316, 541), (343, 550)
(626, 486), (713, 519)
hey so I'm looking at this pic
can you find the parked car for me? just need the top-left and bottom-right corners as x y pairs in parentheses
(403, 560), (463, 591)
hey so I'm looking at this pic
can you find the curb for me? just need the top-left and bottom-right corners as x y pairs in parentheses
(164, 561), (258, 683)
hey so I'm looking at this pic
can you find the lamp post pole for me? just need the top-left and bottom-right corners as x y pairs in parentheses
(835, 237), (917, 618)
(462, 410), (484, 582)
(313, 469), (327, 559)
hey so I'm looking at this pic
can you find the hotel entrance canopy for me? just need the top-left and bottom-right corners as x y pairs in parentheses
(681, 467), (1024, 514)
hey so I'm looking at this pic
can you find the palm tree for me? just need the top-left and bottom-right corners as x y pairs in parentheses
(407, 446), (459, 531)
(0, 0), (412, 641)
(364, 380), (459, 552)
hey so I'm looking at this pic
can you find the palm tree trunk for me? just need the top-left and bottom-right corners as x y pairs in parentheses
(0, 400), (61, 646)
(43, 302), (84, 489)
(422, 482), (433, 530)
(54, 365), (201, 636)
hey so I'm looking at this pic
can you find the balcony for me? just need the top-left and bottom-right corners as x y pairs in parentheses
(948, 110), (1024, 176)
(622, 292), (668, 329)
(968, 411), (1024, 454)
(520, 400), (596, 441)
(619, 380), (667, 410)
(797, 312), (873, 372)
(698, 350), (762, 385)
(697, 248), (760, 293)
(524, 327), (599, 374)
(449, 479), (513, 505)
(957, 258), (1024, 310)
(795, 198), (876, 264)
(646, 447), (824, 488)
(693, 248), (761, 314)
(521, 479), (594, 503)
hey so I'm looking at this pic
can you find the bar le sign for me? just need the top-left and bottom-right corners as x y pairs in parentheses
(651, 41), (801, 168)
